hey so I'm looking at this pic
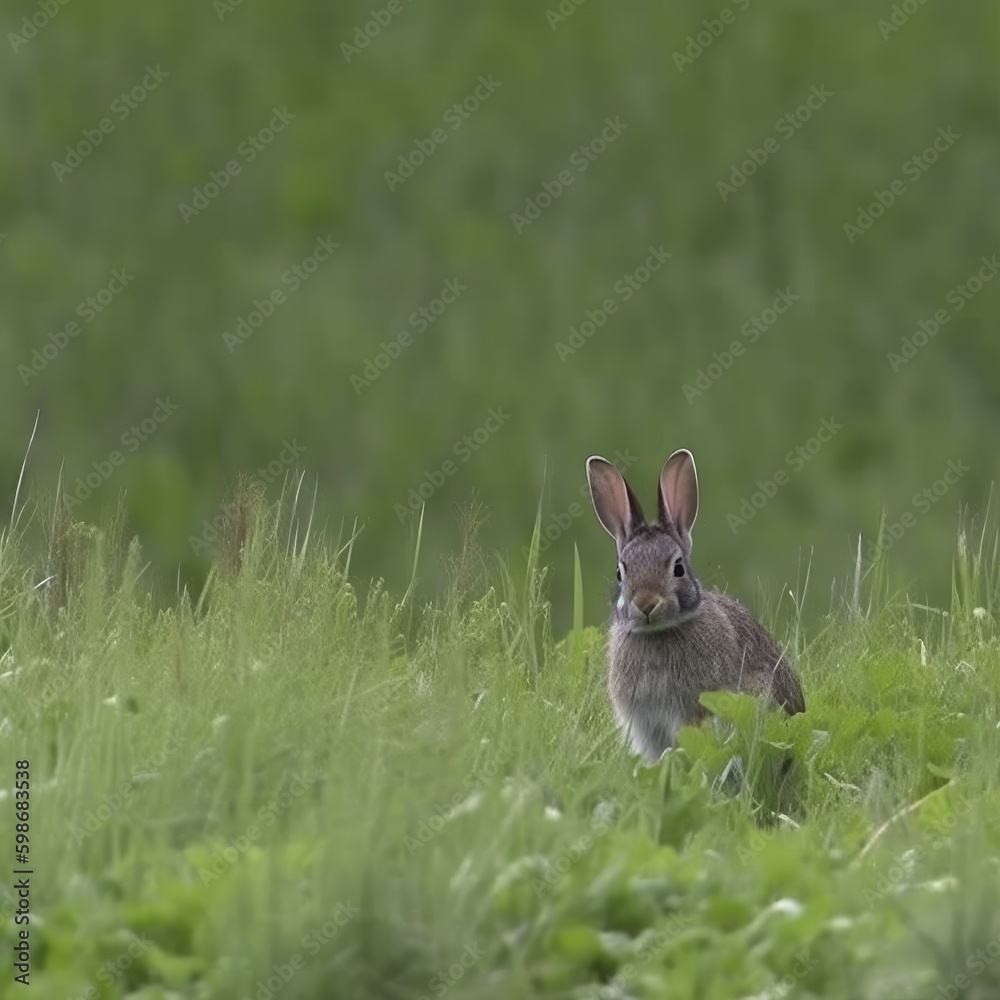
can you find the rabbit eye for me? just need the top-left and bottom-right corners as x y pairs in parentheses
(617, 562), (625, 582)
(673, 560), (685, 578)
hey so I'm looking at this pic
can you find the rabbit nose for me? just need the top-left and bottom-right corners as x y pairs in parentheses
(633, 596), (659, 619)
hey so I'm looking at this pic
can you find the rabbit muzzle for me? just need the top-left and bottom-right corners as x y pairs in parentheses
(622, 589), (678, 632)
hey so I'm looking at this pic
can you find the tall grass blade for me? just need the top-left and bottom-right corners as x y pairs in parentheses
(11, 410), (40, 533)
(524, 459), (546, 596)
(573, 541), (584, 638)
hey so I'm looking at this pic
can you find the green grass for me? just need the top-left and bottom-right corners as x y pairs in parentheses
(2, 491), (1000, 1000)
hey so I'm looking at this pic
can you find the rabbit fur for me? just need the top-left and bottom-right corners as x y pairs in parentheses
(587, 449), (805, 763)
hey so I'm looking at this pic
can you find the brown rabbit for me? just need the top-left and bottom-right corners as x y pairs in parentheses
(586, 449), (805, 763)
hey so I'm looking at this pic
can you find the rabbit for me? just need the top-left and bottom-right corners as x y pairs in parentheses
(586, 448), (805, 763)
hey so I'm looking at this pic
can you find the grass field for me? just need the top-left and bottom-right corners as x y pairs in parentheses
(2, 487), (1000, 1000)
(3, 1), (998, 996)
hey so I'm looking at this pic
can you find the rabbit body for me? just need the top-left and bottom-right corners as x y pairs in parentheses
(608, 589), (804, 762)
(587, 450), (805, 763)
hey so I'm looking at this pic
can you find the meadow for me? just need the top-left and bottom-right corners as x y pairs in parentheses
(2, 0), (999, 996)
(2, 488), (1000, 999)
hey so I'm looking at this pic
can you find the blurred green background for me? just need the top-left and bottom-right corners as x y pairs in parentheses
(1, 0), (997, 629)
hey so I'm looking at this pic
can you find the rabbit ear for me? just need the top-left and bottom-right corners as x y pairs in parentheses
(587, 456), (644, 548)
(658, 449), (699, 549)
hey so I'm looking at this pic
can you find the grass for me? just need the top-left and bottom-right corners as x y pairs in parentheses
(2, 487), (1000, 1000)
